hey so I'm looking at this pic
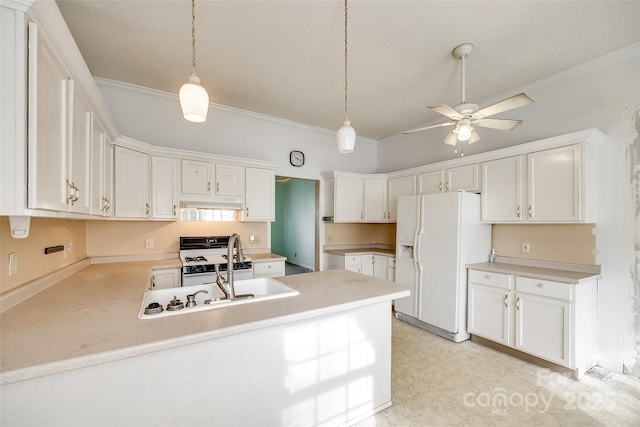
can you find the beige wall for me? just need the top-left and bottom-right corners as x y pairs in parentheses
(86, 221), (269, 257)
(324, 223), (396, 246)
(492, 224), (596, 264)
(1, 217), (88, 293)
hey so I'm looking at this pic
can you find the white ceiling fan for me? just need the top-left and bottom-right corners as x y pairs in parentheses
(403, 43), (534, 153)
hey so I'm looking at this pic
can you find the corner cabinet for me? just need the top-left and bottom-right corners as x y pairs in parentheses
(114, 147), (150, 218)
(244, 167), (275, 221)
(482, 143), (596, 223)
(467, 269), (597, 378)
(388, 175), (416, 222)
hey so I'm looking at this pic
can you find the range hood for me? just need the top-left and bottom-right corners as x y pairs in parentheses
(179, 195), (244, 210)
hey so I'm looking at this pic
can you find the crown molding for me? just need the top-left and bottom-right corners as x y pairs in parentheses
(95, 77), (378, 145)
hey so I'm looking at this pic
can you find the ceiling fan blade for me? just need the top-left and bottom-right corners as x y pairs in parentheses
(472, 93), (534, 119)
(474, 118), (523, 131)
(402, 121), (454, 135)
(442, 130), (458, 146)
(428, 104), (462, 120)
(467, 130), (480, 144)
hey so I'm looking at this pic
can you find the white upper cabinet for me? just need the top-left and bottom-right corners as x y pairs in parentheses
(481, 155), (524, 222)
(151, 157), (178, 220)
(244, 167), (274, 221)
(114, 146), (150, 218)
(27, 25), (69, 213)
(418, 164), (480, 195)
(482, 143), (594, 223)
(90, 118), (113, 217)
(27, 24), (92, 214)
(363, 178), (387, 222)
(181, 160), (213, 195)
(215, 164), (244, 197)
(387, 175), (416, 222)
(528, 144), (583, 222)
(417, 170), (444, 194)
(335, 176), (364, 222)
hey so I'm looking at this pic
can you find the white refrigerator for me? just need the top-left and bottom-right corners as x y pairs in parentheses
(394, 192), (491, 342)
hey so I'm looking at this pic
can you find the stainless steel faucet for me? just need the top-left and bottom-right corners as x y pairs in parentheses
(224, 234), (253, 301)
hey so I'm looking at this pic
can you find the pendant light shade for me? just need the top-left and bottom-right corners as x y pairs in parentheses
(180, 74), (209, 122)
(337, 120), (356, 153)
(179, 0), (209, 122)
(336, 0), (355, 153)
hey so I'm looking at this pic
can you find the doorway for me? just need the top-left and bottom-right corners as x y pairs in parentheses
(271, 176), (319, 274)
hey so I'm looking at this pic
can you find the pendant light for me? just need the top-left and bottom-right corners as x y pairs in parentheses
(336, 0), (355, 153)
(179, 0), (209, 122)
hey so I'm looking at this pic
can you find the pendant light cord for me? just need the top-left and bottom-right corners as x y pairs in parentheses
(344, 0), (349, 120)
(191, 0), (196, 74)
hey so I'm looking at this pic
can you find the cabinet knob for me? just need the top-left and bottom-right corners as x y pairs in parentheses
(516, 297), (521, 310)
(268, 265), (271, 269)
(439, 182), (443, 191)
(537, 283), (543, 288)
(145, 203), (150, 215)
(446, 182), (450, 191)
(485, 275), (490, 279)
(528, 205), (533, 219)
(504, 294), (508, 308)
(516, 205), (521, 218)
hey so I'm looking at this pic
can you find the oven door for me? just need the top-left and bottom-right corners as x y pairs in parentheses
(182, 272), (217, 287)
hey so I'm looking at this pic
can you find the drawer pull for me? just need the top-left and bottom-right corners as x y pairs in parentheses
(537, 283), (543, 288)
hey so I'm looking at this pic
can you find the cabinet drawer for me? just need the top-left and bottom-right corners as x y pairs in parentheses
(345, 255), (361, 267)
(516, 277), (573, 300)
(253, 260), (285, 277)
(468, 269), (513, 290)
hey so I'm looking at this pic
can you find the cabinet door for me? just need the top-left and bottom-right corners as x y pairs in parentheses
(528, 144), (581, 222)
(253, 260), (285, 278)
(373, 255), (388, 279)
(215, 164), (243, 196)
(102, 138), (114, 217)
(151, 157), (178, 219)
(114, 147), (150, 218)
(388, 176), (416, 222)
(361, 254), (374, 276)
(335, 177), (363, 222)
(515, 292), (571, 367)
(417, 170), (444, 194)
(151, 269), (180, 289)
(363, 179), (387, 222)
(468, 283), (512, 346)
(181, 160), (212, 195)
(245, 168), (274, 221)
(90, 118), (106, 216)
(387, 258), (396, 281)
(345, 255), (361, 273)
(67, 81), (91, 214)
(446, 164), (479, 192)
(481, 156), (524, 222)
(28, 27), (69, 212)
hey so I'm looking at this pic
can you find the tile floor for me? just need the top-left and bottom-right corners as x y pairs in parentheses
(285, 261), (312, 276)
(357, 318), (640, 426)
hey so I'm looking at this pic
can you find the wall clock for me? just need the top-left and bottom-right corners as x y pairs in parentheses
(289, 150), (305, 167)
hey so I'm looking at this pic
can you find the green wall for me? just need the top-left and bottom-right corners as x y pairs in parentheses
(272, 178), (316, 269)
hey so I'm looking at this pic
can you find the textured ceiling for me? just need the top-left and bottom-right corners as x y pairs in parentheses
(56, 0), (640, 140)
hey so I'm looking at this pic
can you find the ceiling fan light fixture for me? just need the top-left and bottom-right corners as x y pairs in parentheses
(180, 74), (209, 123)
(457, 121), (472, 141)
(179, 0), (209, 123)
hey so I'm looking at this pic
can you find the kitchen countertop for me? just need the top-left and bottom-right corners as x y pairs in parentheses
(0, 261), (408, 385)
(324, 248), (396, 257)
(248, 253), (287, 262)
(466, 261), (601, 284)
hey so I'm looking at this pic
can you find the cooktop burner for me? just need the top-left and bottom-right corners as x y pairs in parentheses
(184, 256), (208, 263)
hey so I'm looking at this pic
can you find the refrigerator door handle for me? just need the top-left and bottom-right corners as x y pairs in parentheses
(414, 229), (423, 272)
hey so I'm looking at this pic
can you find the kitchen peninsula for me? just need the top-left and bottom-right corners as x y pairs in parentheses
(0, 262), (408, 426)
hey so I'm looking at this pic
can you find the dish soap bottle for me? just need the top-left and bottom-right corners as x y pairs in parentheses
(489, 249), (496, 263)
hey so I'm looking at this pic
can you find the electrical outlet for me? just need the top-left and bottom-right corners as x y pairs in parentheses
(9, 253), (17, 276)
(521, 242), (530, 253)
(145, 238), (154, 249)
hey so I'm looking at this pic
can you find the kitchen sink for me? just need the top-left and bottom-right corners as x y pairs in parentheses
(138, 278), (299, 319)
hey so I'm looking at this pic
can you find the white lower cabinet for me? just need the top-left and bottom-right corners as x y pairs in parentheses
(362, 254), (388, 279)
(150, 267), (181, 290)
(345, 255), (362, 274)
(467, 269), (597, 377)
(326, 253), (395, 279)
(253, 259), (285, 278)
